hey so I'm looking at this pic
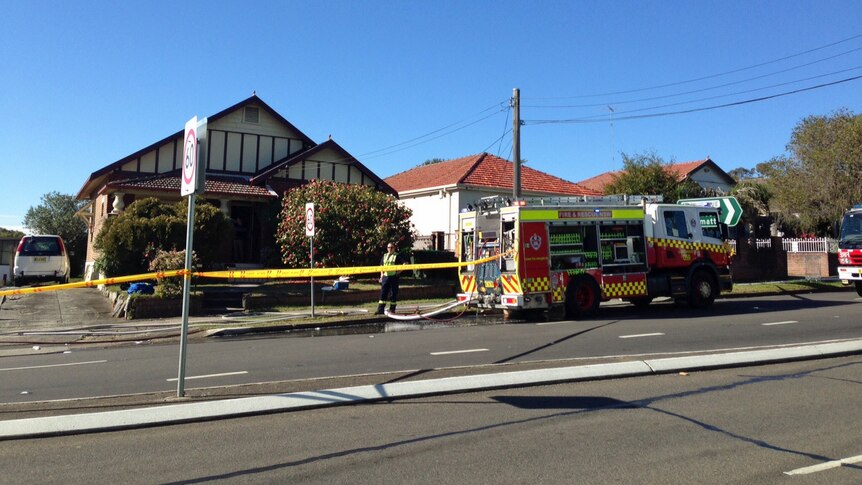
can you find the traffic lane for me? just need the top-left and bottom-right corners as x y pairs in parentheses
(5, 356), (862, 483)
(0, 293), (862, 402)
(2, 291), (861, 403)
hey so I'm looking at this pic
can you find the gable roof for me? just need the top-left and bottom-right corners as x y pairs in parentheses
(250, 139), (397, 195)
(76, 94), (315, 199)
(104, 172), (277, 199)
(385, 153), (600, 196)
(576, 158), (734, 193)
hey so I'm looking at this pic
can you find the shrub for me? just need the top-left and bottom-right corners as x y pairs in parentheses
(94, 197), (231, 277)
(277, 180), (415, 268)
(148, 249), (198, 298)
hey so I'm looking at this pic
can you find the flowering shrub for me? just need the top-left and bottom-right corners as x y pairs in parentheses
(148, 249), (199, 298)
(278, 180), (415, 268)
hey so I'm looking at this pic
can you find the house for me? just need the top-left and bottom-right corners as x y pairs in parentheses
(577, 158), (735, 194)
(76, 94), (395, 280)
(384, 153), (600, 250)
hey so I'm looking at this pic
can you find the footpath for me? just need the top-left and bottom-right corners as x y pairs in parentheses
(0, 283), (859, 439)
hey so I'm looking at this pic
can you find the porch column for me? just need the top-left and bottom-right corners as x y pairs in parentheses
(111, 192), (125, 214)
(219, 199), (230, 216)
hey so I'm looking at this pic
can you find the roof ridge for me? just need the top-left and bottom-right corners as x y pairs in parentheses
(456, 153), (488, 185)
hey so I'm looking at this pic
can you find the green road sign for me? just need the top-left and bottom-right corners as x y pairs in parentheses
(678, 196), (743, 226)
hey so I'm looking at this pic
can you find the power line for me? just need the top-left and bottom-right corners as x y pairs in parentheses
(496, 106), (512, 157)
(524, 46), (862, 109)
(525, 74), (862, 125)
(525, 32), (862, 100)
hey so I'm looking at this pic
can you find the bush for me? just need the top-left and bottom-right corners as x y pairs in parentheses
(94, 197), (231, 277)
(277, 180), (415, 268)
(148, 249), (198, 298)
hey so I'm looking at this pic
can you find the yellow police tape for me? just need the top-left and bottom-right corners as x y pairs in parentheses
(0, 252), (506, 298)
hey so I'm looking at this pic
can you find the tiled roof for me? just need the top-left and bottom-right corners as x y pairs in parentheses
(385, 153), (600, 196)
(576, 159), (714, 193)
(105, 173), (277, 198)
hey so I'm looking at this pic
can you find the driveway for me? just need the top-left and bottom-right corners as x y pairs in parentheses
(0, 287), (114, 333)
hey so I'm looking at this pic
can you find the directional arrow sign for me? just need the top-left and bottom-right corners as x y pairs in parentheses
(678, 196), (742, 226)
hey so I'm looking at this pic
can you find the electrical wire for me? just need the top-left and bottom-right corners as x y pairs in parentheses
(526, 32), (862, 100)
(496, 106), (512, 156)
(525, 74), (862, 125)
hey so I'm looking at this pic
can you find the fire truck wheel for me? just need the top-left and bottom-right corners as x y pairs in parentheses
(855, 281), (862, 297)
(565, 277), (601, 319)
(689, 270), (717, 308)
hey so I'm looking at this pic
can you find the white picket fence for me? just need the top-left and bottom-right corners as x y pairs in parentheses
(728, 238), (836, 253)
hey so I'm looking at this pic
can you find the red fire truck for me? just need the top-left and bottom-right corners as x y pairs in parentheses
(837, 204), (862, 296)
(456, 195), (739, 319)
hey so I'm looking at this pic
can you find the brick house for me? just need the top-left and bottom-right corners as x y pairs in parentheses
(76, 94), (394, 279)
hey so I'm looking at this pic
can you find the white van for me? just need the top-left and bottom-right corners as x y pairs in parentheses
(13, 235), (71, 286)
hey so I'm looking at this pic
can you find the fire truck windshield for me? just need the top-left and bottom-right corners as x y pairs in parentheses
(839, 212), (862, 249)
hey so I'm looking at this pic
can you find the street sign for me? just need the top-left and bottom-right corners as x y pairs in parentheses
(305, 202), (315, 236)
(181, 117), (208, 197)
(679, 196), (742, 226)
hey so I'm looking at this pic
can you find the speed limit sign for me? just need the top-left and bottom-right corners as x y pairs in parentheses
(305, 202), (315, 236)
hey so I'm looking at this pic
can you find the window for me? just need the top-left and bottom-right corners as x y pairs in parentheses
(663, 210), (690, 238)
(700, 211), (722, 239)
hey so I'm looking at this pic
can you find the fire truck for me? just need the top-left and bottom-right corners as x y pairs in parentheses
(456, 195), (738, 319)
(837, 204), (862, 296)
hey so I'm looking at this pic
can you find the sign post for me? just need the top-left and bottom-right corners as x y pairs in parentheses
(305, 202), (315, 317)
(177, 116), (207, 398)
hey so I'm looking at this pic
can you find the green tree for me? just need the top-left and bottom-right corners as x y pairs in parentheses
(23, 192), (88, 276)
(603, 152), (704, 203)
(727, 166), (759, 182)
(758, 109), (862, 234)
(0, 227), (24, 239)
(278, 180), (414, 268)
(94, 197), (232, 276)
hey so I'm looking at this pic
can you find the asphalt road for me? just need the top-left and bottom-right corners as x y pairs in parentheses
(2, 291), (861, 404)
(4, 355), (862, 484)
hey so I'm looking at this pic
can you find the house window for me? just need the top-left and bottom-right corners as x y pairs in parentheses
(244, 107), (260, 124)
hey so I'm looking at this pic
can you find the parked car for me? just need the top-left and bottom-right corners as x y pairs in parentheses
(13, 235), (71, 286)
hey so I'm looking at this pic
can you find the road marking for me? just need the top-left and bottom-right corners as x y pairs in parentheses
(785, 454), (862, 475)
(166, 371), (248, 382)
(618, 333), (664, 339)
(430, 348), (489, 356)
(0, 360), (107, 372)
(762, 320), (798, 326)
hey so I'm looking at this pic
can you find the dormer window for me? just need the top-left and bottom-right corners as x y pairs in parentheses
(244, 107), (260, 124)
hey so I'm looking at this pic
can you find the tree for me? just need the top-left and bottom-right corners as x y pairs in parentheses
(278, 180), (415, 268)
(94, 197), (232, 276)
(0, 227), (24, 239)
(421, 158), (446, 166)
(758, 109), (862, 234)
(23, 192), (88, 276)
(728, 166), (759, 182)
(603, 152), (704, 203)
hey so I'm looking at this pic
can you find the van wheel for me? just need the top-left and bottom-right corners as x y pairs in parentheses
(689, 270), (717, 308)
(855, 281), (862, 297)
(565, 277), (601, 320)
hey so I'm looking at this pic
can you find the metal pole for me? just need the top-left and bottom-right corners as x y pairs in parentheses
(310, 236), (315, 317)
(512, 87), (521, 200)
(176, 194), (195, 397)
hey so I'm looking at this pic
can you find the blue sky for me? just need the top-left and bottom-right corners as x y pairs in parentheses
(2, 0), (861, 232)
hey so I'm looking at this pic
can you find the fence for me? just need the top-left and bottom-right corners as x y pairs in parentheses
(727, 238), (836, 253)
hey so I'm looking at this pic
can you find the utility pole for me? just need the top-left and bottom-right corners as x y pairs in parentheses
(512, 88), (521, 200)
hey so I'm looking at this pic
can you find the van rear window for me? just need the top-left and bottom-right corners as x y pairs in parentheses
(19, 237), (62, 256)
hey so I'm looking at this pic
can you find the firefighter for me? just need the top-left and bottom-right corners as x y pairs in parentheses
(375, 242), (404, 315)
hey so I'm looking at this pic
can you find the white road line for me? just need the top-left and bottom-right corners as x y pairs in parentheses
(430, 348), (490, 356)
(166, 371), (248, 382)
(0, 360), (107, 372)
(785, 454), (862, 475)
(762, 320), (798, 326)
(618, 333), (664, 339)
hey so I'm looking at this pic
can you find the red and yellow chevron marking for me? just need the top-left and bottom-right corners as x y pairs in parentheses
(648, 237), (728, 254)
(602, 280), (647, 298)
(523, 276), (551, 293)
(552, 284), (565, 302)
(500, 274), (522, 294)
(460, 275), (476, 293)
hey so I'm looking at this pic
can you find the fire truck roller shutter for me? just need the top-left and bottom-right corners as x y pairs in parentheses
(564, 275), (601, 320)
